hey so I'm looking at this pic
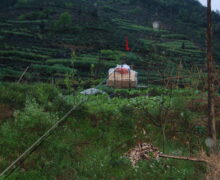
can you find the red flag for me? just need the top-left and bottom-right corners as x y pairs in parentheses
(125, 37), (131, 51)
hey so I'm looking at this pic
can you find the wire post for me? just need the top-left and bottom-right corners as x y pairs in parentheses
(129, 69), (131, 89)
(114, 69), (116, 88)
(121, 65), (123, 88)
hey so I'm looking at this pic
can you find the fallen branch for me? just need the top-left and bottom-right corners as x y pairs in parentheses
(125, 143), (207, 167)
(159, 154), (206, 163)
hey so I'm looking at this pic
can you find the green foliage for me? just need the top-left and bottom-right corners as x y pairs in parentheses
(55, 12), (73, 31)
(0, 83), (60, 108)
(9, 171), (47, 180)
(0, 0), (218, 83)
(17, 11), (48, 21)
(0, 83), (207, 179)
(100, 49), (126, 61)
(0, 50), (48, 60)
(0, 0), (218, 177)
(161, 34), (188, 40)
(16, 0), (28, 6)
(113, 19), (167, 33)
(32, 64), (74, 74)
(157, 40), (199, 50)
(65, 2), (74, 8)
(0, 98), (58, 157)
(0, 30), (34, 38)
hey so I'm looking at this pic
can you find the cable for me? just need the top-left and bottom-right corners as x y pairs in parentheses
(0, 73), (109, 178)
(0, 96), (88, 178)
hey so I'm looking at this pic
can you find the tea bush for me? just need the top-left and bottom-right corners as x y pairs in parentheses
(0, 83), (207, 179)
(0, 83), (60, 109)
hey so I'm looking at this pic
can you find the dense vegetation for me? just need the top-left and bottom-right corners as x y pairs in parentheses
(0, 83), (209, 179)
(0, 0), (220, 83)
(0, 0), (220, 179)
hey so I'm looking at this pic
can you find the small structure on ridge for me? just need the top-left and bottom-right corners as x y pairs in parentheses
(107, 64), (138, 88)
(80, 88), (106, 95)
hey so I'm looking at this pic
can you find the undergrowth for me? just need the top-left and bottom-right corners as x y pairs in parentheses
(0, 83), (207, 179)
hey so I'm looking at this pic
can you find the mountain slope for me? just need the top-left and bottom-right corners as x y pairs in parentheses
(0, 0), (220, 83)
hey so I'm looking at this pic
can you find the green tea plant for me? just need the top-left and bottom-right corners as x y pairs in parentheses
(0, 83), (207, 179)
(54, 12), (73, 32)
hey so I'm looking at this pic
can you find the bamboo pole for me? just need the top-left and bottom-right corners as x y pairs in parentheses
(17, 65), (31, 83)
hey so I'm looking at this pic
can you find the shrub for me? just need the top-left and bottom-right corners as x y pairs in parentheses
(0, 98), (58, 157)
(0, 83), (60, 109)
(55, 12), (73, 31)
(0, 84), (207, 179)
(16, 0), (28, 7)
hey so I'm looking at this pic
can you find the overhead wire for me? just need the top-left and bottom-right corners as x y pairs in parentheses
(0, 96), (88, 178)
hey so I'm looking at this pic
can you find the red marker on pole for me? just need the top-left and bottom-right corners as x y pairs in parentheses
(125, 37), (131, 51)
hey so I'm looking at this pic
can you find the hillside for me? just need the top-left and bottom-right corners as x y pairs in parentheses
(0, 83), (210, 179)
(0, 0), (220, 84)
(1, 1), (220, 179)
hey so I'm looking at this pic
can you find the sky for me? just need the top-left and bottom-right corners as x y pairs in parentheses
(198, 0), (220, 11)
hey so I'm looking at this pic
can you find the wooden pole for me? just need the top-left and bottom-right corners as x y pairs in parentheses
(129, 69), (131, 88)
(121, 65), (123, 88)
(207, 0), (217, 153)
(114, 69), (116, 88)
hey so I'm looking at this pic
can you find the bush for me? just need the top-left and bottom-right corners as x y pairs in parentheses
(16, 0), (28, 7)
(0, 84), (207, 179)
(0, 83), (60, 109)
(0, 98), (58, 157)
(55, 12), (73, 31)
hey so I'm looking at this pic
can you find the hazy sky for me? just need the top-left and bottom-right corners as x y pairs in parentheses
(198, 0), (220, 11)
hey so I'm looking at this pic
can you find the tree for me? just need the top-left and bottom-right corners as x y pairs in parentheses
(181, 42), (185, 49)
(55, 12), (72, 31)
(91, 8), (98, 18)
(39, 20), (45, 34)
(207, 0), (217, 153)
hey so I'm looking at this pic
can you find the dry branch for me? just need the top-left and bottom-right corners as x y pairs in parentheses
(125, 143), (207, 167)
(159, 154), (206, 163)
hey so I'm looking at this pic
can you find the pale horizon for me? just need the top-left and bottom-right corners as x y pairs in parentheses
(198, 0), (220, 11)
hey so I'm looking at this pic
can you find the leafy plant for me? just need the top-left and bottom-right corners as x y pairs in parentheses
(55, 12), (73, 31)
